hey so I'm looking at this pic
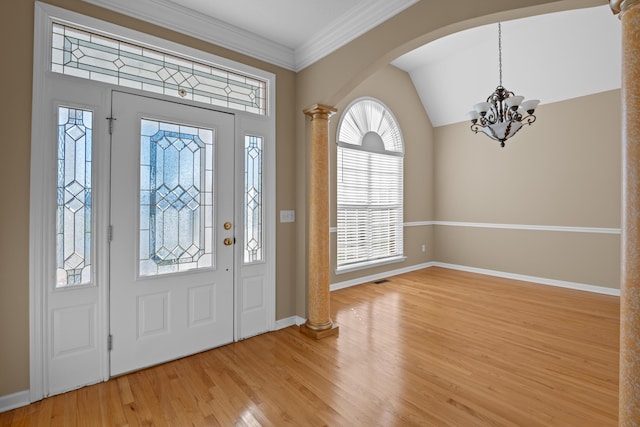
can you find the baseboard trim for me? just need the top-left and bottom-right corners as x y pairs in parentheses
(274, 315), (306, 330)
(432, 262), (620, 296)
(329, 261), (619, 296)
(330, 262), (435, 291)
(0, 390), (30, 413)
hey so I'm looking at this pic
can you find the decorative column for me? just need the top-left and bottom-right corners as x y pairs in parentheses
(610, 1), (640, 425)
(300, 104), (339, 339)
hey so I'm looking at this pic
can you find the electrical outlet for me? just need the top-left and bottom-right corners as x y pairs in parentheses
(421, 244), (426, 253)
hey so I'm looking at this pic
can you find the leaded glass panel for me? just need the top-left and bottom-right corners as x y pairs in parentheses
(244, 135), (263, 263)
(139, 119), (214, 276)
(56, 106), (93, 287)
(51, 23), (266, 115)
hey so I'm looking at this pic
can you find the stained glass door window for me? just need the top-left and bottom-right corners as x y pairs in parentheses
(139, 119), (214, 276)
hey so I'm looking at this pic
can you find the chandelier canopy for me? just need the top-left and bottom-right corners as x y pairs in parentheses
(468, 23), (539, 147)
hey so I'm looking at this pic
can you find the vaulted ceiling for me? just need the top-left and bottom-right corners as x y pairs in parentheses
(392, 5), (621, 126)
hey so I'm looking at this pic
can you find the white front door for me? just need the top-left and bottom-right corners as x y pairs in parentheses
(109, 92), (235, 376)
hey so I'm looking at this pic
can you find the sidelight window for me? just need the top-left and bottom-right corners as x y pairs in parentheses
(244, 135), (264, 264)
(56, 106), (93, 287)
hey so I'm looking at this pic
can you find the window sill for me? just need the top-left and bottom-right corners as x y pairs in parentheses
(335, 256), (407, 275)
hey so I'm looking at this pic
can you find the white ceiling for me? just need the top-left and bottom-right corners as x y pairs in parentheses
(83, 1), (621, 127)
(167, 0), (363, 49)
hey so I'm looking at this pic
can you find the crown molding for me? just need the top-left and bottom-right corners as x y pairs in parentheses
(82, 0), (418, 71)
(294, 0), (419, 71)
(82, 0), (296, 69)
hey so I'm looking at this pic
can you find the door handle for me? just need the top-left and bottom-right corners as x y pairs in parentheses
(223, 237), (234, 246)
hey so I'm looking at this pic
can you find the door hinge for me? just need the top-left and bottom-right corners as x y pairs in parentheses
(106, 116), (116, 135)
(107, 334), (113, 351)
(108, 225), (113, 242)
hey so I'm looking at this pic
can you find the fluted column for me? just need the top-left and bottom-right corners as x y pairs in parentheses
(611, 1), (640, 424)
(300, 104), (339, 339)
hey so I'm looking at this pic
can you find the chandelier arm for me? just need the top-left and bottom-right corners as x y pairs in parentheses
(505, 108), (521, 122)
(481, 110), (498, 125)
(521, 114), (537, 126)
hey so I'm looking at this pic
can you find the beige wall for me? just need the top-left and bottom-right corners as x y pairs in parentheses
(433, 90), (621, 288)
(435, 90), (621, 227)
(0, 1), (33, 402)
(0, 0), (34, 401)
(328, 65), (435, 286)
(435, 226), (620, 287)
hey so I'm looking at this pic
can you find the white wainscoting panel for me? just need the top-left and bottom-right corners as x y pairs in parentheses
(188, 284), (217, 327)
(52, 305), (95, 358)
(137, 292), (169, 338)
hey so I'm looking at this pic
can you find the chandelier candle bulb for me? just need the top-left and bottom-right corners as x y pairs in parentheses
(521, 99), (540, 114)
(505, 96), (524, 109)
(474, 102), (491, 115)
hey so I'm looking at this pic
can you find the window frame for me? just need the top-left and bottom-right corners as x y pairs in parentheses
(335, 97), (406, 274)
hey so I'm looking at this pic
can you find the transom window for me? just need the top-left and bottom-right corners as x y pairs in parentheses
(336, 98), (404, 272)
(51, 23), (267, 115)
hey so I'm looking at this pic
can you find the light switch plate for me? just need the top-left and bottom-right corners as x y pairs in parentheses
(280, 210), (295, 223)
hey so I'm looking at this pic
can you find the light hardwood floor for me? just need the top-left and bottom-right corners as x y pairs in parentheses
(0, 267), (619, 426)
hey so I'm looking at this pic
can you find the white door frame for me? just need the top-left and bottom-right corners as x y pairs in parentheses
(29, 2), (275, 401)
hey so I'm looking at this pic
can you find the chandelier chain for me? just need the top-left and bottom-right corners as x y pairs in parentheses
(498, 22), (502, 87)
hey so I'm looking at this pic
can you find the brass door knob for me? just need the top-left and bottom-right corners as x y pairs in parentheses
(223, 237), (233, 246)
(224, 222), (232, 230)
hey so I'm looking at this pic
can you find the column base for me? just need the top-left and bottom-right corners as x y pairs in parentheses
(299, 322), (339, 340)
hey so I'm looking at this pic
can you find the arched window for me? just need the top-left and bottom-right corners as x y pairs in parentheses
(336, 97), (404, 272)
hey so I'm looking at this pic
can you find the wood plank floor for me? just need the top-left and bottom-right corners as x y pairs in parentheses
(1, 267), (620, 426)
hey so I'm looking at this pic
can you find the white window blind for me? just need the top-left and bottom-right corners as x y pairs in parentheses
(336, 98), (404, 271)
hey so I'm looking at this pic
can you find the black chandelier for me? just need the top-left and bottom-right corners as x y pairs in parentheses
(467, 22), (539, 147)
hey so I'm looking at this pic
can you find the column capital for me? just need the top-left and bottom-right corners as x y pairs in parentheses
(611, 0), (640, 15)
(303, 104), (337, 121)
